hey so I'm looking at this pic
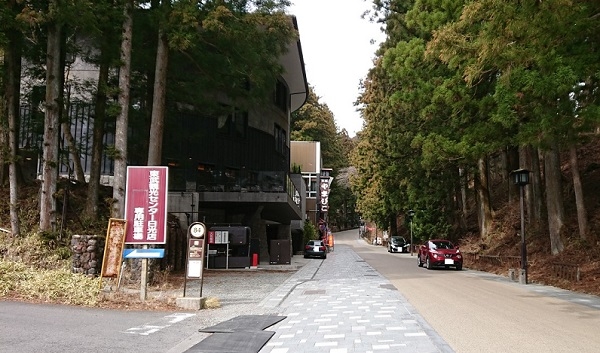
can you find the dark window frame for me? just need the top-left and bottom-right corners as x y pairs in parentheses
(274, 123), (287, 155)
(274, 79), (289, 112)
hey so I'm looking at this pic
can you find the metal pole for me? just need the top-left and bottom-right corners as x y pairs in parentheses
(520, 185), (527, 284)
(200, 236), (206, 298)
(410, 220), (414, 256)
(140, 245), (148, 301)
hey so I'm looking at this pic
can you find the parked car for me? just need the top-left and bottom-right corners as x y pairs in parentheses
(417, 239), (463, 270)
(388, 236), (408, 253)
(304, 239), (327, 259)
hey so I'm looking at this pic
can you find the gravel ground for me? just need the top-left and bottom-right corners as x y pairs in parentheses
(180, 268), (299, 329)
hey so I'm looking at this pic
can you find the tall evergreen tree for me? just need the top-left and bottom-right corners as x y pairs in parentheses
(291, 87), (344, 170)
(39, 0), (63, 231)
(428, 0), (600, 253)
(1, 0), (26, 237)
(290, 85), (357, 229)
(112, 0), (134, 219)
(83, 1), (125, 220)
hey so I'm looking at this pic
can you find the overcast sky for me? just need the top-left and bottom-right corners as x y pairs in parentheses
(287, 0), (386, 137)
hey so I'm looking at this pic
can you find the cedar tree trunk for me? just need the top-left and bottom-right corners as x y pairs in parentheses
(544, 142), (565, 254)
(476, 157), (493, 239)
(112, 0), (133, 218)
(40, 18), (62, 232)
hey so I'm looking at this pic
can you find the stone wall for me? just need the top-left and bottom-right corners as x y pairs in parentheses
(71, 235), (103, 276)
(71, 215), (185, 283)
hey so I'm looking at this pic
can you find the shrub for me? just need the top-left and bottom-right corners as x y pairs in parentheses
(303, 219), (317, 244)
(0, 259), (101, 306)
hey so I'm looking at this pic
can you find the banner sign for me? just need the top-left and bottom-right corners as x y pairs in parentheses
(319, 177), (331, 212)
(124, 166), (168, 244)
(101, 218), (127, 278)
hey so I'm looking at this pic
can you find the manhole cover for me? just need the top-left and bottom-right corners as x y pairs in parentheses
(303, 289), (326, 295)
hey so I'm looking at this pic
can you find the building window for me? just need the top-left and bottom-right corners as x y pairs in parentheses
(274, 79), (289, 112)
(218, 108), (247, 138)
(303, 173), (317, 198)
(274, 123), (286, 155)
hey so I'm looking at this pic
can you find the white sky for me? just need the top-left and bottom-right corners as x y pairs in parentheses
(288, 0), (386, 137)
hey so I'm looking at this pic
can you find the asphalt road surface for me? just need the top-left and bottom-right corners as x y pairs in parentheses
(3, 230), (599, 353)
(336, 229), (600, 353)
(0, 301), (200, 353)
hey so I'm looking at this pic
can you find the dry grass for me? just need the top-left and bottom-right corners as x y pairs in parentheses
(204, 296), (221, 309)
(0, 259), (102, 306)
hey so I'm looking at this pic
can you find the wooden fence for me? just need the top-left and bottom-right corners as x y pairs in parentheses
(550, 263), (581, 282)
(474, 254), (522, 268)
(466, 254), (581, 282)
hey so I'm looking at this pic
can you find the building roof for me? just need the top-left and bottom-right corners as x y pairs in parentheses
(281, 16), (308, 112)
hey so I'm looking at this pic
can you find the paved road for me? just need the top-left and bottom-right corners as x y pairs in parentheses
(252, 229), (600, 352)
(339, 229), (600, 353)
(0, 301), (200, 353)
(3, 229), (600, 353)
(0, 270), (292, 353)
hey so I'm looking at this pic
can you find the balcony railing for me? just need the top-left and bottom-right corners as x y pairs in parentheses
(170, 168), (301, 207)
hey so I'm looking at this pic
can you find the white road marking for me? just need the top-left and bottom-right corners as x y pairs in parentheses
(125, 325), (165, 336)
(124, 313), (196, 336)
(166, 313), (196, 323)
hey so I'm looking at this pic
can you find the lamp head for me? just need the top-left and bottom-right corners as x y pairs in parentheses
(511, 168), (530, 186)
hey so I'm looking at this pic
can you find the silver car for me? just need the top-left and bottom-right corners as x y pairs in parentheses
(304, 239), (327, 259)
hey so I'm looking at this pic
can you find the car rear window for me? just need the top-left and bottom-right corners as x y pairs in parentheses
(432, 241), (453, 249)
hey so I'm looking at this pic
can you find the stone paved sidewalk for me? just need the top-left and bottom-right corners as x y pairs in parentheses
(257, 245), (453, 353)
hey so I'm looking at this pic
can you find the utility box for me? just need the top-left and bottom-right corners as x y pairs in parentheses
(270, 239), (291, 265)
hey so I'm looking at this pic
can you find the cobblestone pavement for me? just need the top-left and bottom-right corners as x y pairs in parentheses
(256, 244), (453, 353)
(172, 234), (600, 353)
(181, 243), (453, 353)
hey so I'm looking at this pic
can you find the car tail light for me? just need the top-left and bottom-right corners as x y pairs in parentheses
(319, 246), (326, 251)
(305, 245), (311, 250)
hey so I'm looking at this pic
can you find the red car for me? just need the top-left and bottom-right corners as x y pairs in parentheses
(417, 239), (463, 270)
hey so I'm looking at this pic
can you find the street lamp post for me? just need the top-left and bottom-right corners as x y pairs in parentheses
(408, 210), (415, 256)
(511, 168), (530, 284)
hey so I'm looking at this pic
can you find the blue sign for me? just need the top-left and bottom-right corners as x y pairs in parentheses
(123, 249), (165, 259)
